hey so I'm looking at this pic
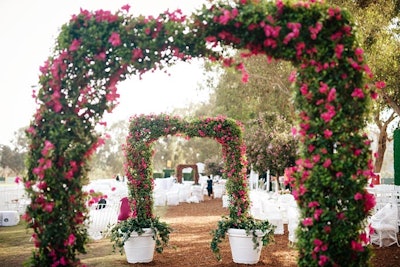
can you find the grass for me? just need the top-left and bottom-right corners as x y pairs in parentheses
(0, 206), (169, 267)
(0, 220), (149, 266)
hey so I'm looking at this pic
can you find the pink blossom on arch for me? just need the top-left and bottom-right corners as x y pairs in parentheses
(283, 22), (301, 44)
(291, 127), (298, 137)
(319, 82), (329, 93)
(121, 4), (130, 12)
(108, 32), (121, 47)
(43, 202), (54, 212)
(321, 108), (336, 123)
(60, 257), (67, 266)
(263, 24), (281, 38)
(314, 209), (323, 220)
(364, 192), (376, 212)
(313, 154), (320, 163)
(351, 240), (364, 252)
(132, 48), (143, 60)
(94, 52), (106, 61)
(64, 234), (76, 246)
(289, 70), (297, 83)
(218, 9), (233, 25)
(323, 129), (332, 139)
(308, 201), (319, 208)
(375, 81), (386, 89)
(354, 192), (363, 201)
(351, 88), (364, 99)
(370, 91), (379, 100)
(69, 39), (81, 51)
(41, 140), (55, 157)
(318, 255), (329, 266)
(322, 158), (331, 168)
(308, 144), (315, 152)
(334, 44), (344, 59)
(327, 88), (336, 102)
(309, 22), (322, 40)
(263, 38), (277, 48)
(302, 217), (313, 226)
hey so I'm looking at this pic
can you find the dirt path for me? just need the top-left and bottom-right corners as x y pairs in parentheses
(133, 198), (297, 267)
(131, 197), (399, 267)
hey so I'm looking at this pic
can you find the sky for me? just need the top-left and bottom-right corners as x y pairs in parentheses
(0, 0), (209, 146)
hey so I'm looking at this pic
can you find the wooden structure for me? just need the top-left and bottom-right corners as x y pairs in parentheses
(176, 164), (200, 184)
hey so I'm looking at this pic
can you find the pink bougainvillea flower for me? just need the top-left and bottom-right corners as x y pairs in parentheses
(108, 32), (121, 46)
(302, 217), (313, 226)
(363, 192), (376, 212)
(318, 255), (329, 266)
(41, 140), (55, 157)
(323, 129), (332, 139)
(94, 52), (106, 61)
(334, 44), (344, 59)
(15, 176), (22, 184)
(351, 88), (365, 98)
(43, 202), (54, 212)
(283, 22), (301, 44)
(319, 82), (329, 93)
(322, 158), (332, 168)
(327, 88), (336, 102)
(309, 22), (322, 40)
(354, 192), (363, 201)
(69, 39), (81, 51)
(375, 80), (386, 89)
(121, 4), (130, 12)
(132, 48), (143, 60)
(63, 234), (76, 248)
(351, 240), (364, 252)
(308, 201), (319, 208)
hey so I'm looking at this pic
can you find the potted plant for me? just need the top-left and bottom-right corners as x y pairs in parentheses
(210, 211), (275, 264)
(109, 216), (172, 263)
(108, 116), (174, 263)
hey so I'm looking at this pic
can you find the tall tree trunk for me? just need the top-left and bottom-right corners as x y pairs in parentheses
(373, 111), (396, 173)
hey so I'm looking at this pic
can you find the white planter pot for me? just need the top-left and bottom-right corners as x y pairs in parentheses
(227, 228), (265, 264)
(123, 228), (156, 263)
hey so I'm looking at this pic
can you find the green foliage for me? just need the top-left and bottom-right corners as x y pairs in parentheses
(109, 217), (172, 254)
(210, 215), (275, 261)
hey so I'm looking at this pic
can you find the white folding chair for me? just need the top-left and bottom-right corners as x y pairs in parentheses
(370, 202), (400, 247)
(87, 200), (121, 240)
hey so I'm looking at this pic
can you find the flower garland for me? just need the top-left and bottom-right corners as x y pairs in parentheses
(24, 0), (378, 266)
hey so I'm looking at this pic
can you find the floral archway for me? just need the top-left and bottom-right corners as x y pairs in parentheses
(125, 113), (248, 226)
(24, 0), (379, 266)
(175, 164), (200, 184)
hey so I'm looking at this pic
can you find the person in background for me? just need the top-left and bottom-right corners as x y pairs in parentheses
(207, 175), (214, 200)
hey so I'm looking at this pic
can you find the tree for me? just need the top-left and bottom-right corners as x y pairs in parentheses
(89, 120), (128, 179)
(0, 145), (25, 176)
(246, 112), (298, 177)
(203, 54), (298, 175)
(328, 0), (400, 173)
